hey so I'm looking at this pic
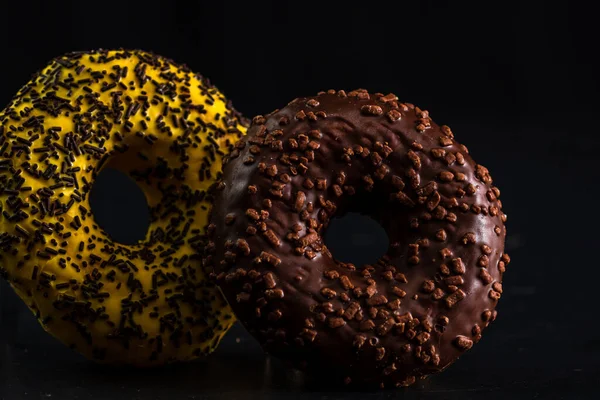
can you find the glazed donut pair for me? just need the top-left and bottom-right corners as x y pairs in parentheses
(0, 50), (509, 387)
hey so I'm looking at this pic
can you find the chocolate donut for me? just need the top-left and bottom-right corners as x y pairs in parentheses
(205, 89), (509, 387)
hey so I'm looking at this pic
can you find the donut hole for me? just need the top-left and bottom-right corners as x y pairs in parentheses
(324, 212), (389, 266)
(89, 168), (150, 245)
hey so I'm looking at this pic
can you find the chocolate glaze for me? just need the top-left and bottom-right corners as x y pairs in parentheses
(204, 90), (509, 388)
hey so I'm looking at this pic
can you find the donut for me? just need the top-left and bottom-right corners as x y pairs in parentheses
(205, 89), (510, 387)
(0, 49), (247, 365)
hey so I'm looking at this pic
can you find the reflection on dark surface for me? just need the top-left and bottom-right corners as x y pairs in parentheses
(1, 278), (597, 399)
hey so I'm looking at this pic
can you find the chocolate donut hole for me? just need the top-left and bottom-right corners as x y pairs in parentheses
(324, 211), (389, 266)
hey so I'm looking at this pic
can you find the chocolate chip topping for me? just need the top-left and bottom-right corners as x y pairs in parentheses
(206, 89), (507, 387)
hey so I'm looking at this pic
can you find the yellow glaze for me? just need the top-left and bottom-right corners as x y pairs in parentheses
(0, 49), (247, 365)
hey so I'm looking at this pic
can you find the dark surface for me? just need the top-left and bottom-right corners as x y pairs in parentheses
(1, 278), (598, 400)
(1, 0), (599, 398)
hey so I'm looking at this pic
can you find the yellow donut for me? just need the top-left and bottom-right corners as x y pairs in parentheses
(0, 49), (247, 365)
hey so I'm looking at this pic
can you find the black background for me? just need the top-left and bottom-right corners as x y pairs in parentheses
(1, 1), (599, 399)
